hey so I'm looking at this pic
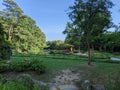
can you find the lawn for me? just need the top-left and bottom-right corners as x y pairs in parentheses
(10, 52), (120, 81)
(1, 52), (120, 89)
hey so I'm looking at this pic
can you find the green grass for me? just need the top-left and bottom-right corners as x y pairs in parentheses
(92, 51), (120, 58)
(1, 51), (120, 89)
(10, 52), (120, 80)
(10, 52), (120, 73)
(11, 54), (87, 72)
(0, 79), (49, 90)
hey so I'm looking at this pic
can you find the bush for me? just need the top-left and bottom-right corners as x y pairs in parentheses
(9, 58), (46, 73)
(30, 59), (46, 74)
(0, 61), (9, 72)
(9, 59), (30, 72)
(0, 74), (49, 90)
(0, 58), (46, 74)
(0, 79), (48, 90)
(0, 45), (12, 60)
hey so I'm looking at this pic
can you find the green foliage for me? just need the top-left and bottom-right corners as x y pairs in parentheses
(0, 74), (49, 90)
(66, 0), (113, 64)
(0, 79), (48, 90)
(2, 53), (120, 83)
(0, 61), (9, 73)
(30, 59), (46, 74)
(9, 58), (46, 73)
(64, 0), (120, 55)
(47, 40), (67, 50)
(9, 59), (30, 72)
(106, 72), (120, 90)
(0, 22), (12, 60)
(63, 22), (83, 51)
(0, 46), (12, 60)
(0, 0), (46, 55)
(0, 57), (46, 73)
(103, 32), (120, 52)
(92, 51), (110, 59)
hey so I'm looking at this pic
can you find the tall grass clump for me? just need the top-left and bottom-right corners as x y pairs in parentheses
(0, 74), (49, 90)
(106, 72), (120, 90)
(9, 58), (46, 73)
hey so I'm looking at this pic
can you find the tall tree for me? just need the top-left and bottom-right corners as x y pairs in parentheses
(2, 0), (23, 41)
(0, 18), (12, 60)
(68, 0), (113, 65)
(1, 0), (46, 54)
(63, 22), (82, 52)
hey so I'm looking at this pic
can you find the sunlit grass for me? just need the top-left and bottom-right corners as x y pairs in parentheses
(3, 52), (120, 87)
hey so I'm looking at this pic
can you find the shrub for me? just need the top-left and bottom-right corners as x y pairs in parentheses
(9, 58), (46, 73)
(0, 61), (9, 72)
(0, 75), (49, 90)
(9, 59), (30, 72)
(30, 59), (46, 74)
(0, 79), (42, 90)
(34, 63), (46, 74)
(0, 45), (12, 60)
(0, 57), (46, 74)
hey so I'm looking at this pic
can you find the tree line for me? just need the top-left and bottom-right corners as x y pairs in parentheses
(63, 0), (120, 65)
(0, 0), (46, 60)
(63, 23), (120, 52)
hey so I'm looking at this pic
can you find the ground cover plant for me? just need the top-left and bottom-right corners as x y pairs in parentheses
(0, 74), (49, 90)
(0, 58), (46, 74)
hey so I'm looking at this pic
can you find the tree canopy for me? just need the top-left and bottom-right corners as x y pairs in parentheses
(65, 0), (114, 65)
(0, 0), (46, 56)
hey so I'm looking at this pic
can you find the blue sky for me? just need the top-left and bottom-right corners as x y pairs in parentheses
(0, 0), (120, 41)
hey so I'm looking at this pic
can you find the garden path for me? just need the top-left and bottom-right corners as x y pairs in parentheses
(49, 69), (81, 90)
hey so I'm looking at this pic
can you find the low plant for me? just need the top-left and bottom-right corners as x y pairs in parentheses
(30, 59), (46, 74)
(9, 58), (46, 73)
(106, 72), (120, 90)
(0, 78), (49, 90)
(0, 74), (49, 90)
(0, 61), (9, 72)
(9, 59), (30, 72)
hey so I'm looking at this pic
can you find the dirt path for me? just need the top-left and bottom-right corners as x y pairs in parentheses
(2, 69), (81, 90)
(54, 69), (81, 84)
(49, 69), (81, 90)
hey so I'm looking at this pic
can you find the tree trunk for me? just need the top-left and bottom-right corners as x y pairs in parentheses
(8, 24), (13, 40)
(87, 33), (91, 65)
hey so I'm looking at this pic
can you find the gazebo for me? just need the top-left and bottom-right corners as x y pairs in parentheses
(65, 44), (74, 52)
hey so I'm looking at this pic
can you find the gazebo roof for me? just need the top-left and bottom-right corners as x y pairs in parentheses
(66, 44), (74, 47)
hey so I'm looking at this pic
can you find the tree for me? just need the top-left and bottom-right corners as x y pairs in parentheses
(102, 31), (120, 52)
(63, 22), (82, 52)
(68, 0), (113, 65)
(0, 0), (46, 54)
(47, 40), (65, 50)
(0, 22), (4, 59)
(0, 20), (12, 60)
(2, 0), (23, 41)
